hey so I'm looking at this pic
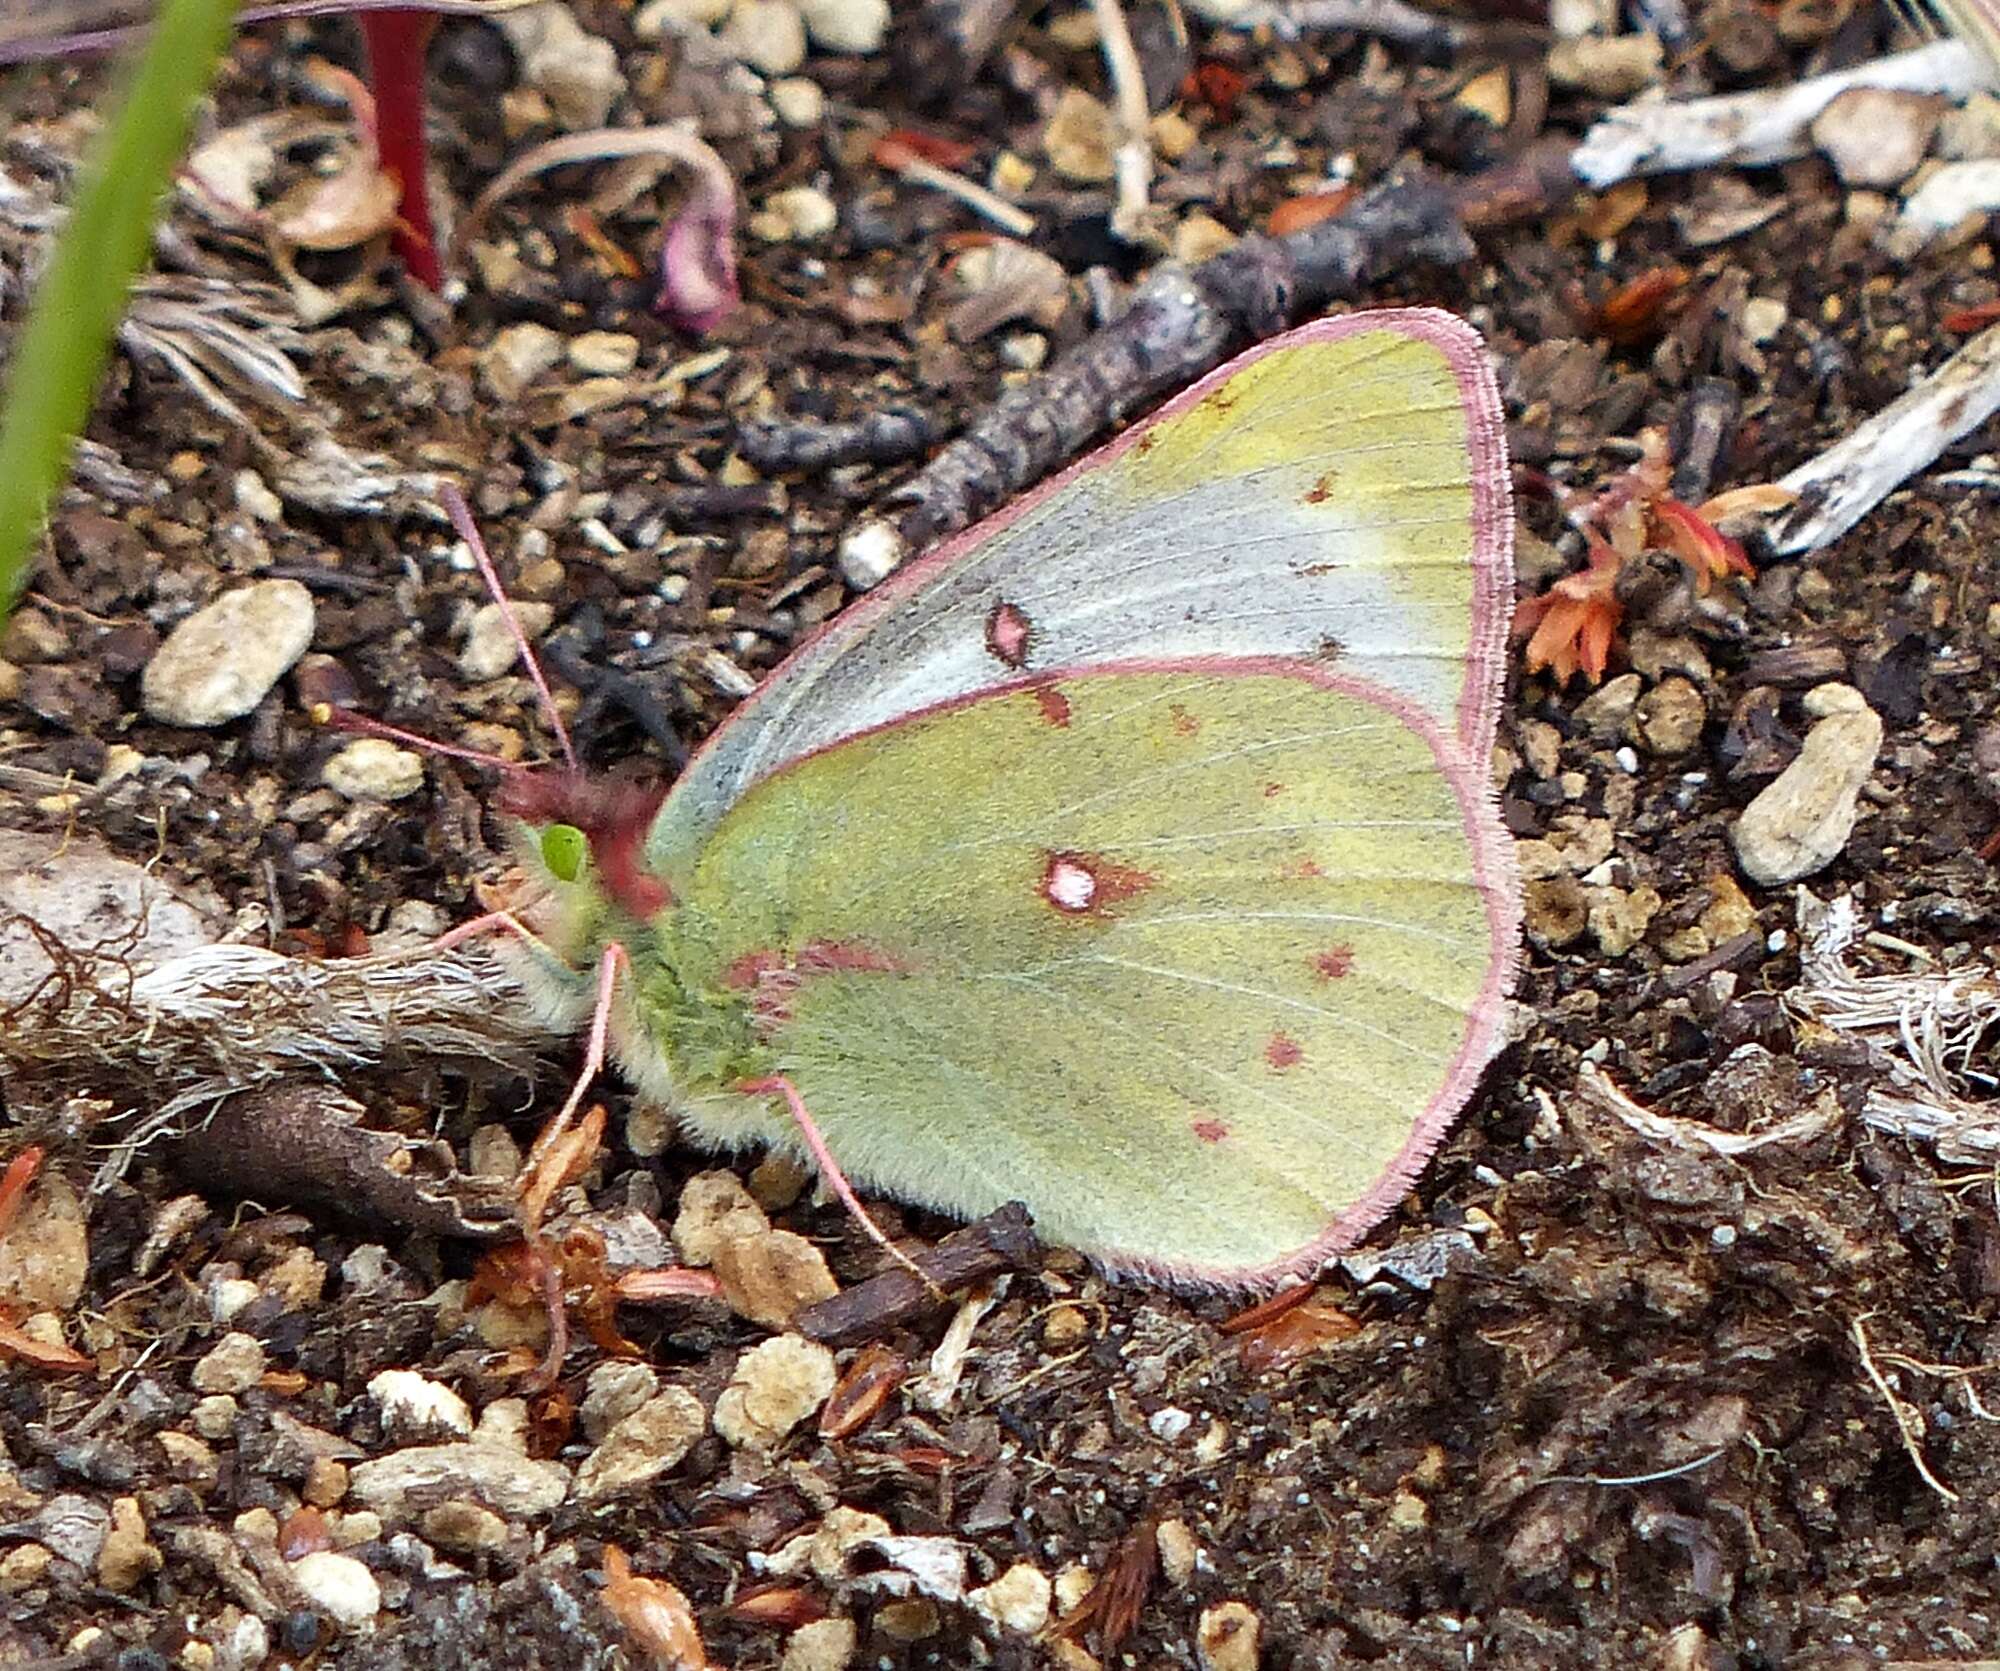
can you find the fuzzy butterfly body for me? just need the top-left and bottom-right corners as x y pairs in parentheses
(521, 310), (1520, 1288)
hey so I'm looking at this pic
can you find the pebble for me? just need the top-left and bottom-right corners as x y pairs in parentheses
(768, 76), (826, 128)
(715, 1335), (838, 1448)
(141, 582), (314, 728)
(1810, 88), (1942, 189)
(580, 1360), (661, 1443)
(1196, 1599), (1262, 1671)
(418, 1500), (510, 1553)
(96, 1497), (161, 1592)
(1888, 159), (2000, 253)
(567, 331), (641, 377)
(1545, 30), (1663, 97)
(1633, 676), (1705, 755)
(367, 1369), (474, 1444)
(1043, 88), (1117, 183)
(192, 1332), (266, 1396)
(673, 1171), (771, 1263)
(1523, 875), (1588, 948)
(287, 1550), (380, 1629)
(233, 469), (283, 523)
(716, 1227), (838, 1330)
(723, 0), (807, 75)
(1738, 296), (1789, 344)
(795, 0), (889, 53)
(0, 1545), (49, 1593)
(322, 738), (425, 801)
(781, 1617), (858, 1671)
(479, 323), (565, 402)
(1156, 1519), (1200, 1586)
(493, 5), (625, 128)
(1588, 883), (1661, 957)
(458, 600), (555, 681)
(1729, 701), (1883, 886)
(1572, 673), (1642, 741)
(347, 1441), (570, 1520)
(303, 1457), (349, 1507)
(192, 1396), (239, 1440)
(968, 1562), (1052, 1635)
(750, 184), (838, 242)
(635, 0), (732, 31)
(574, 1388), (707, 1501)
(838, 521), (905, 590)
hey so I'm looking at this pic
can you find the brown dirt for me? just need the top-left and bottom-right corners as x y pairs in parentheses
(6, 3), (2000, 1668)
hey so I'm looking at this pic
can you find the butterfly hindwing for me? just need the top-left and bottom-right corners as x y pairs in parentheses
(631, 666), (1514, 1284)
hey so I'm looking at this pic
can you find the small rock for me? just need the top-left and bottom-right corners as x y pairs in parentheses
(723, 0), (807, 75)
(480, 322), (565, 402)
(1546, 30), (1663, 97)
(1518, 719), (1563, 779)
(458, 600), (555, 681)
(1738, 296), (1789, 344)
(750, 184), (838, 242)
(796, 0), (889, 53)
(1699, 874), (1759, 944)
(288, 1550), (381, 1629)
(769, 76), (826, 127)
(1729, 704), (1883, 886)
(714, 1227), (838, 1330)
(1573, 672), (1643, 740)
(674, 1171), (770, 1263)
(1889, 158), (2000, 253)
(233, 469), (283, 522)
(192, 1332), (266, 1395)
(567, 331), (640, 377)
(1044, 88), (1117, 183)
(1156, 1519), (1200, 1586)
(635, 0), (732, 31)
(1173, 212), (1237, 265)
(580, 1360), (661, 1443)
(347, 1441), (570, 1520)
(876, 1599), (940, 1640)
(323, 738), (425, 801)
(418, 1500), (510, 1553)
(368, 1370), (474, 1444)
(782, 1617), (858, 1671)
(1801, 679), (1868, 718)
(838, 521), (904, 590)
(494, 5), (624, 128)
(96, 1497), (162, 1592)
(1197, 1599), (1262, 1671)
(0, 1169), (88, 1312)
(141, 582), (314, 727)
(968, 1562), (1052, 1635)
(1588, 884), (1661, 957)
(1523, 875), (1588, 949)
(1633, 676), (1705, 755)
(192, 1395), (239, 1440)
(1811, 88), (1942, 189)
(0, 1545), (51, 1593)
(1940, 91), (2000, 160)
(575, 1388), (707, 1501)
(768, 1506), (891, 1583)
(716, 1335), (838, 1448)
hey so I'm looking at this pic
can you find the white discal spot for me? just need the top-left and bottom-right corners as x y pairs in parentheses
(1044, 857), (1096, 912)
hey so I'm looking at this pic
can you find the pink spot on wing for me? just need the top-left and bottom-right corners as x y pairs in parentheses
(723, 941), (908, 1034)
(1263, 781), (1285, 798)
(1039, 850), (1158, 917)
(1192, 1117), (1230, 1143)
(1032, 684), (1073, 728)
(1265, 1032), (1304, 1070)
(1314, 945), (1356, 981)
(1169, 703), (1200, 737)
(1278, 856), (1324, 882)
(985, 601), (1033, 668)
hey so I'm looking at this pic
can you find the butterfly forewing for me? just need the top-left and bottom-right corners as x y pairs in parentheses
(648, 311), (1510, 885)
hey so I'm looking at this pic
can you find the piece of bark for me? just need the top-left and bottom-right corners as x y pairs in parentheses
(739, 407), (941, 474)
(836, 167), (1475, 586)
(795, 1203), (1038, 1345)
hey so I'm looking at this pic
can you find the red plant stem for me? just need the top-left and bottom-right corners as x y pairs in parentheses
(359, 11), (443, 289)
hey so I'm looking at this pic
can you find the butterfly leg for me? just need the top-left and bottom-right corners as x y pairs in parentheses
(736, 1074), (947, 1298)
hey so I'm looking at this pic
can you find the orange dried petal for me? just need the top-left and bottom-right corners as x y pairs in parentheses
(601, 1545), (708, 1670)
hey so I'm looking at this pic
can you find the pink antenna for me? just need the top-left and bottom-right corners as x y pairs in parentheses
(438, 483), (579, 775)
(315, 703), (525, 772)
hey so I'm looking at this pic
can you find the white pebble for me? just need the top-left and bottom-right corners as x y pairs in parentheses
(141, 582), (314, 728)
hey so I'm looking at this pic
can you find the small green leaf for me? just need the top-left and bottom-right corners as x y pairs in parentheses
(541, 823), (590, 882)
(0, 0), (240, 635)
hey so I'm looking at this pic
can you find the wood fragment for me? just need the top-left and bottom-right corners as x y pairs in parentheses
(1192, 0), (1467, 50)
(794, 1202), (1037, 1345)
(739, 407), (940, 474)
(838, 167), (1474, 583)
(1767, 321), (2000, 555)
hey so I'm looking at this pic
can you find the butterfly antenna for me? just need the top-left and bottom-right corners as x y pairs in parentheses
(314, 702), (525, 772)
(438, 482), (579, 776)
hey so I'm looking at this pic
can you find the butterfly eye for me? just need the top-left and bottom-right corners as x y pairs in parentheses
(541, 823), (589, 882)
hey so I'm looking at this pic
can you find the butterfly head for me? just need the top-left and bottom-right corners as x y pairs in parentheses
(499, 769), (675, 920)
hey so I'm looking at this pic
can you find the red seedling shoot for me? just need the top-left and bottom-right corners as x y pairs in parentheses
(359, 11), (443, 289)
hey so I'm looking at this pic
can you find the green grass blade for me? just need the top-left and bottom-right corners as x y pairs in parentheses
(0, 0), (240, 632)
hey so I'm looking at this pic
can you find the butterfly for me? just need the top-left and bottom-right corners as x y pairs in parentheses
(487, 309), (1520, 1291)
